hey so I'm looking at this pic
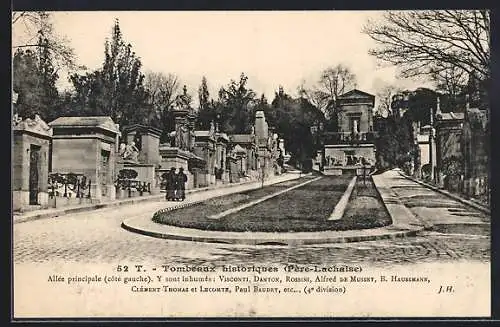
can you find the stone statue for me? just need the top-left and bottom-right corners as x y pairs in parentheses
(12, 113), (22, 125)
(175, 85), (192, 112)
(190, 130), (196, 150)
(209, 121), (215, 139)
(175, 123), (189, 150)
(122, 141), (139, 162)
(119, 143), (127, 157)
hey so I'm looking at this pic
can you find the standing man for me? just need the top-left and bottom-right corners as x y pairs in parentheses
(176, 167), (188, 201)
(166, 167), (176, 201)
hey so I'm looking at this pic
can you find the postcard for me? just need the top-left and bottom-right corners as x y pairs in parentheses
(12, 10), (491, 318)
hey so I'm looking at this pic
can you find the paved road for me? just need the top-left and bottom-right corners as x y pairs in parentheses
(13, 175), (489, 268)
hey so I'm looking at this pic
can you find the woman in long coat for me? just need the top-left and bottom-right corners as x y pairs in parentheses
(176, 167), (188, 201)
(166, 167), (176, 201)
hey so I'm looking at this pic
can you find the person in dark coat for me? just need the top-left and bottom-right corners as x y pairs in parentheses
(176, 167), (188, 201)
(165, 167), (176, 201)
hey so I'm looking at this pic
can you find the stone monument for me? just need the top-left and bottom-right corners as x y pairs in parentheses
(49, 116), (119, 202)
(13, 114), (53, 211)
(158, 86), (204, 190)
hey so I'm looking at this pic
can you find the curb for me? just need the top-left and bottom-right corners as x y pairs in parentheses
(14, 194), (164, 224)
(13, 174), (301, 224)
(328, 176), (357, 221)
(121, 173), (422, 245)
(121, 218), (422, 246)
(398, 172), (490, 215)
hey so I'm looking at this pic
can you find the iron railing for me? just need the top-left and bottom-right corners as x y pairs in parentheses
(322, 132), (376, 144)
(48, 173), (91, 198)
(115, 169), (151, 197)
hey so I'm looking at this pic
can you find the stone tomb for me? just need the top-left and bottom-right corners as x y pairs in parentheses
(118, 124), (162, 195)
(215, 132), (230, 183)
(322, 89), (377, 176)
(194, 130), (217, 186)
(12, 115), (53, 211)
(49, 116), (120, 203)
(122, 124), (162, 165)
(158, 146), (205, 190)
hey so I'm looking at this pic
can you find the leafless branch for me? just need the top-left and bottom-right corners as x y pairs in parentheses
(363, 10), (490, 81)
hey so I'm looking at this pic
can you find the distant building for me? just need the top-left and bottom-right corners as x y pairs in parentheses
(321, 89), (376, 175)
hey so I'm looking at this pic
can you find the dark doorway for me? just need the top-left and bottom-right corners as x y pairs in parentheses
(100, 150), (110, 197)
(29, 145), (41, 205)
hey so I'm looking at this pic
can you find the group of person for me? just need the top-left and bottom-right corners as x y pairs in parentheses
(163, 167), (188, 201)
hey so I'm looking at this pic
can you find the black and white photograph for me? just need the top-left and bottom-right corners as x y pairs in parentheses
(12, 10), (491, 318)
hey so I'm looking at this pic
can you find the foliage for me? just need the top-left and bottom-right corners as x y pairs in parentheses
(217, 73), (256, 134)
(421, 164), (432, 178)
(69, 19), (149, 128)
(270, 87), (324, 166)
(118, 169), (138, 180)
(143, 71), (180, 139)
(12, 37), (60, 121)
(12, 12), (82, 70)
(374, 115), (415, 169)
(441, 155), (464, 176)
(196, 76), (216, 130)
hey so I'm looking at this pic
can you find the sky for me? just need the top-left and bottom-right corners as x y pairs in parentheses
(13, 11), (432, 107)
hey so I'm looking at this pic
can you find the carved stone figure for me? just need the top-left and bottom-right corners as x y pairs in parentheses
(119, 143), (127, 157)
(13, 114), (53, 138)
(122, 141), (139, 162)
(209, 121), (216, 139)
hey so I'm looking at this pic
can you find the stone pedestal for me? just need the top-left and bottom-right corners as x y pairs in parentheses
(116, 160), (156, 194)
(194, 130), (217, 186)
(159, 146), (204, 190)
(12, 115), (53, 211)
(49, 116), (119, 203)
(159, 146), (190, 170)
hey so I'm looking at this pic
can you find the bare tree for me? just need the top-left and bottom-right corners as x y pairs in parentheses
(297, 64), (357, 119)
(12, 11), (81, 70)
(431, 63), (469, 100)
(376, 83), (401, 117)
(318, 64), (357, 101)
(297, 81), (330, 114)
(363, 10), (490, 80)
(143, 71), (181, 125)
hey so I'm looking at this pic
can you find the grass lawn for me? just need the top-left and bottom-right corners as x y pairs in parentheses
(340, 177), (392, 230)
(152, 176), (314, 227)
(155, 174), (392, 232)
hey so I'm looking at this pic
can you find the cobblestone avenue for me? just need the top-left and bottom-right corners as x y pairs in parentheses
(13, 199), (489, 268)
